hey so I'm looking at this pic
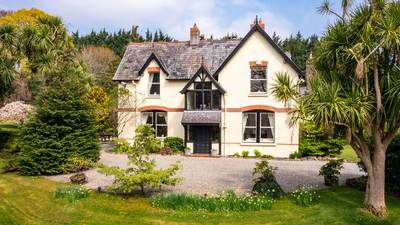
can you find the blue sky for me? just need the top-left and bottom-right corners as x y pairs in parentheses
(0, 0), (361, 39)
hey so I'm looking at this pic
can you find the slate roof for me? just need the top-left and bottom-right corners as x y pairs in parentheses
(113, 40), (240, 81)
(181, 111), (221, 124)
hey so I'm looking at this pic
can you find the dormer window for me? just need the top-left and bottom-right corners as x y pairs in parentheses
(249, 61), (268, 94)
(148, 72), (160, 96)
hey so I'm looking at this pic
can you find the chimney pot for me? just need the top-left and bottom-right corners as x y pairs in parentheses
(190, 23), (200, 46)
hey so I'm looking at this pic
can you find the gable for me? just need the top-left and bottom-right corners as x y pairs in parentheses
(180, 65), (226, 94)
(213, 24), (303, 78)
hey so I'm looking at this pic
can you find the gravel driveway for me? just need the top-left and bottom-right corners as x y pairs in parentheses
(47, 148), (364, 194)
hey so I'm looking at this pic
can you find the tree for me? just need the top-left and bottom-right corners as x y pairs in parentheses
(99, 125), (181, 196)
(272, 1), (400, 217)
(86, 85), (111, 132)
(18, 67), (100, 175)
(77, 45), (120, 92)
(0, 8), (52, 27)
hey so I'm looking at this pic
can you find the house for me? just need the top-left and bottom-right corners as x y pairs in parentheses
(113, 17), (302, 157)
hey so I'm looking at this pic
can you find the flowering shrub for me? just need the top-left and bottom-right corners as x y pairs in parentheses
(149, 190), (274, 212)
(54, 185), (89, 202)
(290, 185), (320, 207)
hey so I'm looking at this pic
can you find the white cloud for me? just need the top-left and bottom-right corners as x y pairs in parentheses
(4, 0), (296, 39)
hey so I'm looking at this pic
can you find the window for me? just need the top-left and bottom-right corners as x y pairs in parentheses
(250, 67), (267, 93)
(148, 73), (160, 95)
(141, 111), (167, 138)
(242, 111), (274, 143)
(186, 82), (221, 110)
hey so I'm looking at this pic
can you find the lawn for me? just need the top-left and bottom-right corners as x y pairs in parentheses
(0, 174), (400, 225)
(338, 145), (359, 163)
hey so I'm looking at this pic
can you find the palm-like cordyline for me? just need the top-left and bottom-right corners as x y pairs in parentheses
(273, 0), (400, 217)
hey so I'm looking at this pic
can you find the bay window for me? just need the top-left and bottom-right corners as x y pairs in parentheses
(243, 111), (274, 143)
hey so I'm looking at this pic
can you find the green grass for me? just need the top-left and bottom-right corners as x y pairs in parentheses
(338, 145), (360, 163)
(1, 174), (400, 224)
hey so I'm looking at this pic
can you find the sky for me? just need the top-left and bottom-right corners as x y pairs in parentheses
(0, 0), (362, 40)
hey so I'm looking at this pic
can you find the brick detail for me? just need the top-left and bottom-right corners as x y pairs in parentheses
(249, 60), (268, 67)
(223, 105), (292, 113)
(147, 67), (160, 73)
(118, 106), (184, 112)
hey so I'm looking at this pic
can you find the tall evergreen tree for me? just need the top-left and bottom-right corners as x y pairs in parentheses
(18, 67), (100, 175)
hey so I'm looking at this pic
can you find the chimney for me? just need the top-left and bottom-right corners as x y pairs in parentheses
(250, 16), (265, 30)
(190, 23), (200, 46)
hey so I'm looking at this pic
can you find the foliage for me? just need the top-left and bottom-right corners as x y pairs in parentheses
(66, 157), (96, 173)
(386, 135), (400, 196)
(253, 149), (262, 158)
(0, 8), (53, 27)
(252, 159), (284, 198)
(289, 151), (302, 159)
(0, 121), (20, 173)
(346, 176), (367, 191)
(163, 136), (184, 153)
(86, 85), (111, 132)
(261, 154), (273, 159)
(319, 159), (344, 177)
(0, 11), (77, 103)
(77, 45), (120, 93)
(3, 173), (400, 224)
(99, 125), (180, 195)
(72, 28), (173, 57)
(18, 68), (100, 175)
(149, 190), (274, 212)
(54, 185), (89, 202)
(233, 152), (241, 157)
(272, 32), (319, 71)
(299, 122), (345, 157)
(111, 138), (130, 153)
(290, 185), (320, 207)
(241, 150), (249, 158)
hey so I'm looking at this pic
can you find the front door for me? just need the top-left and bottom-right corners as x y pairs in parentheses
(193, 126), (212, 154)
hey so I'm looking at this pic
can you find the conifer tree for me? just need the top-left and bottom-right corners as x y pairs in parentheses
(18, 67), (100, 175)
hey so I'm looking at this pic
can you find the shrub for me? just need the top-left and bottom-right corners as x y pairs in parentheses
(54, 185), (89, 202)
(99, 125), (181, 196)
(86, 85), (111, 132)
(319, 159), (344, 186)
(386, 135), (400, 196)
(149, 190), (274, 212)
(299, 122), (345, 157)
(0, 122), (20, 173)
(253, 149), (262, 158)
(261, 154), (272, 159)
(346, 176), (367, 191)
(289, 151), (302, 159)
(163, 137), (184, 153)
(111, 138), (130, 153)
(233, 152), (241, 157)
(319, 159), (343, 186)
(18, 70), (100, 175)
(242, 150), (249, 158)
(252, 159), (284, 198)
(290, 185), (320, 207)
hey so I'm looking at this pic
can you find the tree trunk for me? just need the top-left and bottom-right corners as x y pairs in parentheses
(363, 143), (387, 217)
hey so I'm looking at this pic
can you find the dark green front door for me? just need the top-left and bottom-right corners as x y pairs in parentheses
(193, 126), (212, 154)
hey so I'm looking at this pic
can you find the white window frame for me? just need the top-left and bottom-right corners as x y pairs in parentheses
(148, 73), (160, 96)
(260, 112), (275, 143)
(243, 112), (257, 143)
(250, 67), (267, 94)
(155, 112), (167, 138)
